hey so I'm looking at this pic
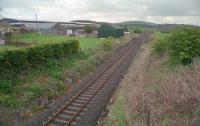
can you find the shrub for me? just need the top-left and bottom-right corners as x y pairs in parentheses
(152, 38), (168, 55)
(134, 28), (142, 33)
(0, 39), (80, 80)
(152, 26), (200, 65)
(101, 38), (113, 51)
(84, 26), (93, 33)
(0, 80), (13, 94)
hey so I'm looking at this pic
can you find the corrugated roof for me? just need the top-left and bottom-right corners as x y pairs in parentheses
(11, 22), (56, 30)
(111, 25), (124, 29)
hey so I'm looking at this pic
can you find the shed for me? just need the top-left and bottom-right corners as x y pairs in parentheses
(98, 24), (124, 38)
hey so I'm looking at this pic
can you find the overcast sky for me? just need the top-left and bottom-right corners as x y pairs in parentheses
(0, 0), (200, 25)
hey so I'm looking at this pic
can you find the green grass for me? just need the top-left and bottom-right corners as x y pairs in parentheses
(18, 33), (103, 51)
(1, 33), (106, 52)
(154, 31), (170, 40)
(104, 89), (126, 126)
(0, 46), (19, 52)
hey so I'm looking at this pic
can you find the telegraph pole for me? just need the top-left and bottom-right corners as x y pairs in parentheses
(35, 14), (38, 33)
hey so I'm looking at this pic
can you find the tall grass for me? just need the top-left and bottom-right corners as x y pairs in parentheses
(124, 39), (200, 125)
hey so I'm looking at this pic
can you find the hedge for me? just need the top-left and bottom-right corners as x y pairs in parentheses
(0, 39), (80, 79)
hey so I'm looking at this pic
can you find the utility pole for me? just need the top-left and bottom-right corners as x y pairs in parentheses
(35, 14), (38, 33)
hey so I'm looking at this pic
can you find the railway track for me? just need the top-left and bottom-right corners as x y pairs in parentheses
(42, 33), (149, 126)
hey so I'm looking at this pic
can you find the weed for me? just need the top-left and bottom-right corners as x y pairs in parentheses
(0, 80), (13, 94)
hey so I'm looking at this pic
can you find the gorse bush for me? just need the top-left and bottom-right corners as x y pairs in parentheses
(134, 28), (142, 33)
(101, 38), (113, 51)
(152, 26), (200, 65)
(152, 38), (168, 55)
(0, 39), (80, 80)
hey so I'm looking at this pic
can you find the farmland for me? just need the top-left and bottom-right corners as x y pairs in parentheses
(8, 33), (103, 50)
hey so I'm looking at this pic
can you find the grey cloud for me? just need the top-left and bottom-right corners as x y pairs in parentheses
(85, 0), (200, 16)
(0, 0), (199, 25)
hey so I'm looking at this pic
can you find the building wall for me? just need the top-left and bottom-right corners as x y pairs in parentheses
(98, 25), (124, 38)
(98, 25), (115, 38)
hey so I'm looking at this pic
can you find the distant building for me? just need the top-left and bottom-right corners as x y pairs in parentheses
(98, 24), (124, 38)
(0, 21), (15, 44)
(10, 21), (57, 34)
(1, 18), (99, 36)
(52, 22), (90, 36)
(0, 21), (13, 35)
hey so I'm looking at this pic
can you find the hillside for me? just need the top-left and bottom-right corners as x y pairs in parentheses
(116, 21), (158, 26)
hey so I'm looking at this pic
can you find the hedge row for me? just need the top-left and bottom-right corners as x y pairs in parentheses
(0, 39), (80, 79)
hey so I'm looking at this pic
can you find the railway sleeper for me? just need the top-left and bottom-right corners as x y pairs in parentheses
(67, 106), (80, 111)
(82, 91), (95, 95)
(88, 86), (100, 90)
(71, 102), (83, 107)
(78, 96), (90, 100)
(74, 99), (87, 104)
(58, 114), (81, 121)
(53, 118), (68, 124)
(80, 93), (92, 97)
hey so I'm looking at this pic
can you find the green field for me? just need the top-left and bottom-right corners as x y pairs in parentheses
(0, 33), (104, 53)
(16, 33), (103, 51)
(0, 46), (18, 52)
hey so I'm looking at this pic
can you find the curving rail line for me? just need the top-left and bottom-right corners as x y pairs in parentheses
(42, 33), (149, 126)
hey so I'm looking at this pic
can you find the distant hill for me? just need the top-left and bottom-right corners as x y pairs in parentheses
(116, 21), (158, 26)
(0, 18), (55, 23)
(1, 18), (20, 23)
(70, 20), (109, 25)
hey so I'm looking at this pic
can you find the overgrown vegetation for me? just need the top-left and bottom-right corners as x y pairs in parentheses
(134, 28), (142, 33)
(152, 26), (200, 65)
(103, 30), (200, 126)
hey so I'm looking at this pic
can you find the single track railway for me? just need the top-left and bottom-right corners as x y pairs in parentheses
(42, 33), (150, 126)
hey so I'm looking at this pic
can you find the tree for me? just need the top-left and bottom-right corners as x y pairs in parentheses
(84, 26), (93, 33)
(124, 25), (129, 32)
(134, 28), (142, 33)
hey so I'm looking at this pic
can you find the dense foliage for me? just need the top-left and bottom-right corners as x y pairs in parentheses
(0, 39), (80, 80)
(152, 26), (200, 65)
(134, 28), (142, 33)
(84, 26), (93, 33)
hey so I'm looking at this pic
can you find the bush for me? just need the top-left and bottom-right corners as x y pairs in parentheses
(152, 38), (168, 55)
(0, 39), (80, 80)
(152, 26), (200, 65)
(0, 80), (13, 94)
(101, 38), (113, 51)
(84, 26), (93, 33)
(134, 28), (142, 33)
